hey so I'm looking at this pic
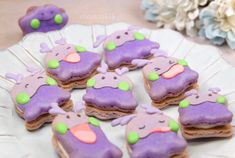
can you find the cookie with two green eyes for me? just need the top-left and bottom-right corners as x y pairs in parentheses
(178, 88), (233, 139)
(5, 70), (72, 130)
(40, 38), (101, 90)
(136, 55), (199, 109)
(83, 63), (138, 120)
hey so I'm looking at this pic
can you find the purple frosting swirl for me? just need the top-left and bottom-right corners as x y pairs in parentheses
(18, 85), (71, 121)
(130, 132), (187, 158)
(83, 87), (137, 110)
(105, 39), (159, 69)
(179, 102), (233, 126)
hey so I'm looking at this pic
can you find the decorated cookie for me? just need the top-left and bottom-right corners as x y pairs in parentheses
(19, 4), (68, 35)
(5, 69), (72, 130)
(132, 52), (198, 108)
(40, 38), (101, 90)
(178, 88), (233, 139)
(112, 104), (187, 158)
(83, 63), (138, 120)
(93, 26), (160, 70)
(50, 102), (123, 158)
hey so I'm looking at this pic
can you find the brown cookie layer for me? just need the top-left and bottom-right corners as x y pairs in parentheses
(85, 104), (135, 120)
(181, 124), (233, 140)
(144, 76), (198, 108)
(15, 100), (73, 131)
(52, 136), (69, 158)
(47, 68), (98, 91)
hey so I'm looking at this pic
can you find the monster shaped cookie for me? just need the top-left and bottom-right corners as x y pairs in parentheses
(5, 69), (72, 130)
(40, 39), (102, 90)
(19, 4), (68, 35)
(133, 53), (198, 108)
(178, 88), (233, 139)
(50, 103), (123, 158)
(112, 105), (188, 158)
(94, 26), (160, 70)
(83, 63), (138, 120)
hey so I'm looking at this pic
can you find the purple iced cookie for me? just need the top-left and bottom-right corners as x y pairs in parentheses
(178, 89), (233, 139)
(5, 69), (72, 130)
(83, 63), (137, 120)
(19, 4), (68, 35)
(135, 55), (198, 108)
(51, 105), (123, 158)
(112, 105), (187, 158)
(40, 38), (101, 90)
(94, 26), (159, 70)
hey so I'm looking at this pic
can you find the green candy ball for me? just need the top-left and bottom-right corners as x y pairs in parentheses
(179, 100), (190, 108)
(55, 122), (68, 135)
(178, 59), (188, 66)
(16, 92), (30, 105)
(118, 81), (130, 91)
(148, 72), (159, 81)
(48, 59), (60, 69)
(134, 32), (145, 40)
(168, 120), (180, 132)
(87, 78), (96, 87)
(105, 42), (116, 51)
(30, 19), (40, 29)
(216, 96), (226, 104)
(89, 117), (100, 127)
(46, 77), (57, 86)
(75, 45), (87, 52)
(54, 14), (63, 24)
(127, 131), (139, 144)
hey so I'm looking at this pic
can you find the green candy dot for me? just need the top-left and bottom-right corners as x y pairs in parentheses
(46, 77), (57, 86)
(87, 78), (96, 87)
(54, 14), (63, 24)
(127, 131), (139, 144)
(105, 42), (116, 51)
(179, 100), (190, 108)
(118, 81), (130, 91)
(89, 117), (100, 127)
(216, 96), (226, 104)
(178, 59), (188, 66)
(30, 19), (40, 29)
(148, 72), (159, 81)
(168, 120), (180, 132)
(16, 92), (30, 105)
(48, 59), (60, 69)
(134, 32), (145, 40)
(55, 123), (68, 135)
(75, 45), (87, 53)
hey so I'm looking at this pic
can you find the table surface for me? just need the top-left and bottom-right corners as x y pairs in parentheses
(0, 0), (234, 65)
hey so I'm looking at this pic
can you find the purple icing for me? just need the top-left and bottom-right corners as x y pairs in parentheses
(83, 87), (137, 110)
(18, 85), (70, 121)
(19, 4), (68, 35)
(105, 39), (159, 69)
(149, 67), (198, 101)
(56, 125), (122, 158)
(179, 102), (233, 126)
(130, 132), (187, 158)
(48, 52), (101, 81)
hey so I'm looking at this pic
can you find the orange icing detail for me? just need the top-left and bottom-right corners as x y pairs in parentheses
(162, 64), (184, 79)
(70, 124), (96, 144)
(64, 52), (80, 63)
(151, 127), (170, 133)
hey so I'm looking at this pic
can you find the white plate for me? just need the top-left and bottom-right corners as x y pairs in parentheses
(0, 23), (235, 158)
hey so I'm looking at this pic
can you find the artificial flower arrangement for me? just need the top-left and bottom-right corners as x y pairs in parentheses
(142, 0), (235, 49)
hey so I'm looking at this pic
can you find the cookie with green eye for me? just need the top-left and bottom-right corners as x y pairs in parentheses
(83, 65), (137, 120)
(178, 89), (233, 140)
(141, 55), (198, 109)
(6, 70), (73, 131)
